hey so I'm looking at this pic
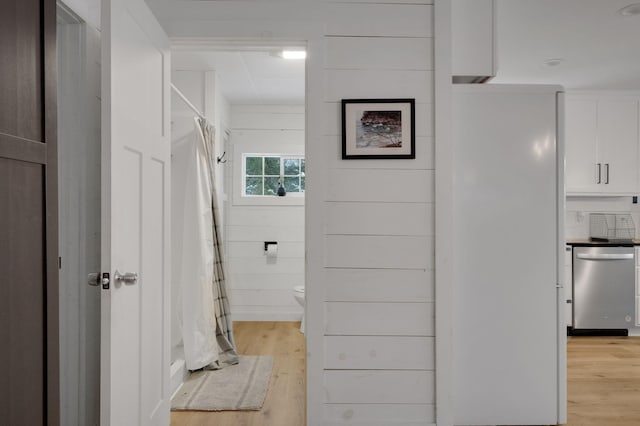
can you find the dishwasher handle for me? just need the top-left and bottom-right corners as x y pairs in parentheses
(576, 253), (634, 260)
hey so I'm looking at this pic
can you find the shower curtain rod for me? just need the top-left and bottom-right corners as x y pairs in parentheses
(171, 83), (206, 120)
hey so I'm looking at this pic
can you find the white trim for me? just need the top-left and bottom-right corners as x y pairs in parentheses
(434, 1), (454, 425)
(232, 145), (305, 206)
(303, 32), (327, 426)
(556, 91), (568, 424)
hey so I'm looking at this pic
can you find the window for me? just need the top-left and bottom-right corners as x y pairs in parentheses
(243, 154), (305, 196)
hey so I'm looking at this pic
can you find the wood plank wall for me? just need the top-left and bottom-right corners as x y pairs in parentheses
(149, 1), (435, 424)
(322, 2), (435, 424)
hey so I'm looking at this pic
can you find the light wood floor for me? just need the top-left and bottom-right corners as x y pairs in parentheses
(171, 321), (305, 426)
(567, 336), (640, 426)
(170, 325), (640, 426)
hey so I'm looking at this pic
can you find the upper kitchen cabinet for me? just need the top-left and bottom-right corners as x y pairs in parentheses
(566, 93), (639, 195)
(452, 0), (496, 83)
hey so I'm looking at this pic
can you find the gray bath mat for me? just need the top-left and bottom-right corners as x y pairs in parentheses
(171, 355), (273, 411)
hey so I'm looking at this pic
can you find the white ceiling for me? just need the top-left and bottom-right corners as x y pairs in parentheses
(171, 50), (305, 105)
(492, 0), (640, 90)
(170, 0), (640, 104)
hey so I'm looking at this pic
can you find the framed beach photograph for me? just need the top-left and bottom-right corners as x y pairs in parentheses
(341, 98), (415, 159)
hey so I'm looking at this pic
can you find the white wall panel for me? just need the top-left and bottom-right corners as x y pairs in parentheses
(323, 102), (433, 137)
(228, 257), (305, 275)
(324, 136), (434, 170)
(324, 404), (435, 426)
(226, 207), (305, 227)
(325, 69), (433, 103)
(230, 289), (300, 307)
(325, 268), (433, 302)
(231, 108), (305, 130)
(226, 225), (304, 242)
(326, 235), (432, 269)
(325, 302), (434, 336)
(232, 305), (303, 322)
(225, 104), (305, 320)
(229, 272), (305, 290)
(325, 336), (434, 370)
(231, 129), (305, 146)
(227, 241), (304, 258)
(326, 202), (433, 236)
(327, 169), (434, 203)
(325, 4), (432, 37)
(324, 370), (435, 404)
(325, 37), (432, 71)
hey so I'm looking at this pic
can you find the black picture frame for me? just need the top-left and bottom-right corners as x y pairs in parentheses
(341, 98), (415, 159)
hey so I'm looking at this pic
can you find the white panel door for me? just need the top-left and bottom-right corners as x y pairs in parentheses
(565, 97), (599, 193)
(101, 1), (171, 425)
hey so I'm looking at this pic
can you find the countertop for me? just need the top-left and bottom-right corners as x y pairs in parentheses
(566, 239), (640, 247)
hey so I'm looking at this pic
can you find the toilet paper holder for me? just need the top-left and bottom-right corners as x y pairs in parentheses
(264, 241), (278, 252)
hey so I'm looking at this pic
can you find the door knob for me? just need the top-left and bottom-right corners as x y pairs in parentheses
(88, 273), (100, 286)
(114, 270), (138, 285)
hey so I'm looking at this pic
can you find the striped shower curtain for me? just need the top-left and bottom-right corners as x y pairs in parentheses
(196, 117), (239, 369)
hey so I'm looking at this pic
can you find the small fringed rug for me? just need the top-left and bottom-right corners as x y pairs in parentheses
(171, 355), (273, 411)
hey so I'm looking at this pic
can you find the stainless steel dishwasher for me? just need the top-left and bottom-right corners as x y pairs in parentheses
(573, 245), (636, 330)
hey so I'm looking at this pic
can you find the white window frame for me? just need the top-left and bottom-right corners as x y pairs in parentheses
(242, 153), (305, 198)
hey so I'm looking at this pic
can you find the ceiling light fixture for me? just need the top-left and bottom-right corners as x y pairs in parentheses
(619, 3), (640, 16)
(282, 50), (306, 60)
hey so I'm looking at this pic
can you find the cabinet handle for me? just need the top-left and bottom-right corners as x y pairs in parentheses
(605, 163), (610, 184)
(596, 163), (601, 184)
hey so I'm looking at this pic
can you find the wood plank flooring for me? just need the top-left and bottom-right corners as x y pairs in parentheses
(567, 336), (640, 426)
(171, 325), (640, 426)
(171, 321), (305, 426)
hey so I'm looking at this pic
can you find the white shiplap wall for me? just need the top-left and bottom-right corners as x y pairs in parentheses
(149, 1), (435, 424)
(226, 105), (305, 321)
(322, 3), (435, 424)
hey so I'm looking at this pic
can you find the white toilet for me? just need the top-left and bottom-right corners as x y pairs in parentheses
(293, 286), (305, 333)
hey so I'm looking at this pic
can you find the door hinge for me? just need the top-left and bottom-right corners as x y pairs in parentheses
(58, 256), (62, 270)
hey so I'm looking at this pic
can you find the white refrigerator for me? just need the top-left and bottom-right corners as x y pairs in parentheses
(452, 85), (566, 425)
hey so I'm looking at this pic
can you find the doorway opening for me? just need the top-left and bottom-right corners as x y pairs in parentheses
(56, 3), (101, 425)
(168, 43), (306, 425)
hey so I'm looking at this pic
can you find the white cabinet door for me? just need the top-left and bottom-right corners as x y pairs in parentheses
(101, 1), (171, 425)
(566, 94), (640, 195)
(452, 0), (495, 81)
(565, 98), (599, 193)
(598, 99), (639, 194)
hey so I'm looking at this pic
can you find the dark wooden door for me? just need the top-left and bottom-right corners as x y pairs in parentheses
(0, 0), (59, 425)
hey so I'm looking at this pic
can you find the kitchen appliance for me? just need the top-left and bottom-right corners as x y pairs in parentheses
(452, 85), (565, 425)
(573, 245), (635, 330)
(589, 213), (635, 242)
